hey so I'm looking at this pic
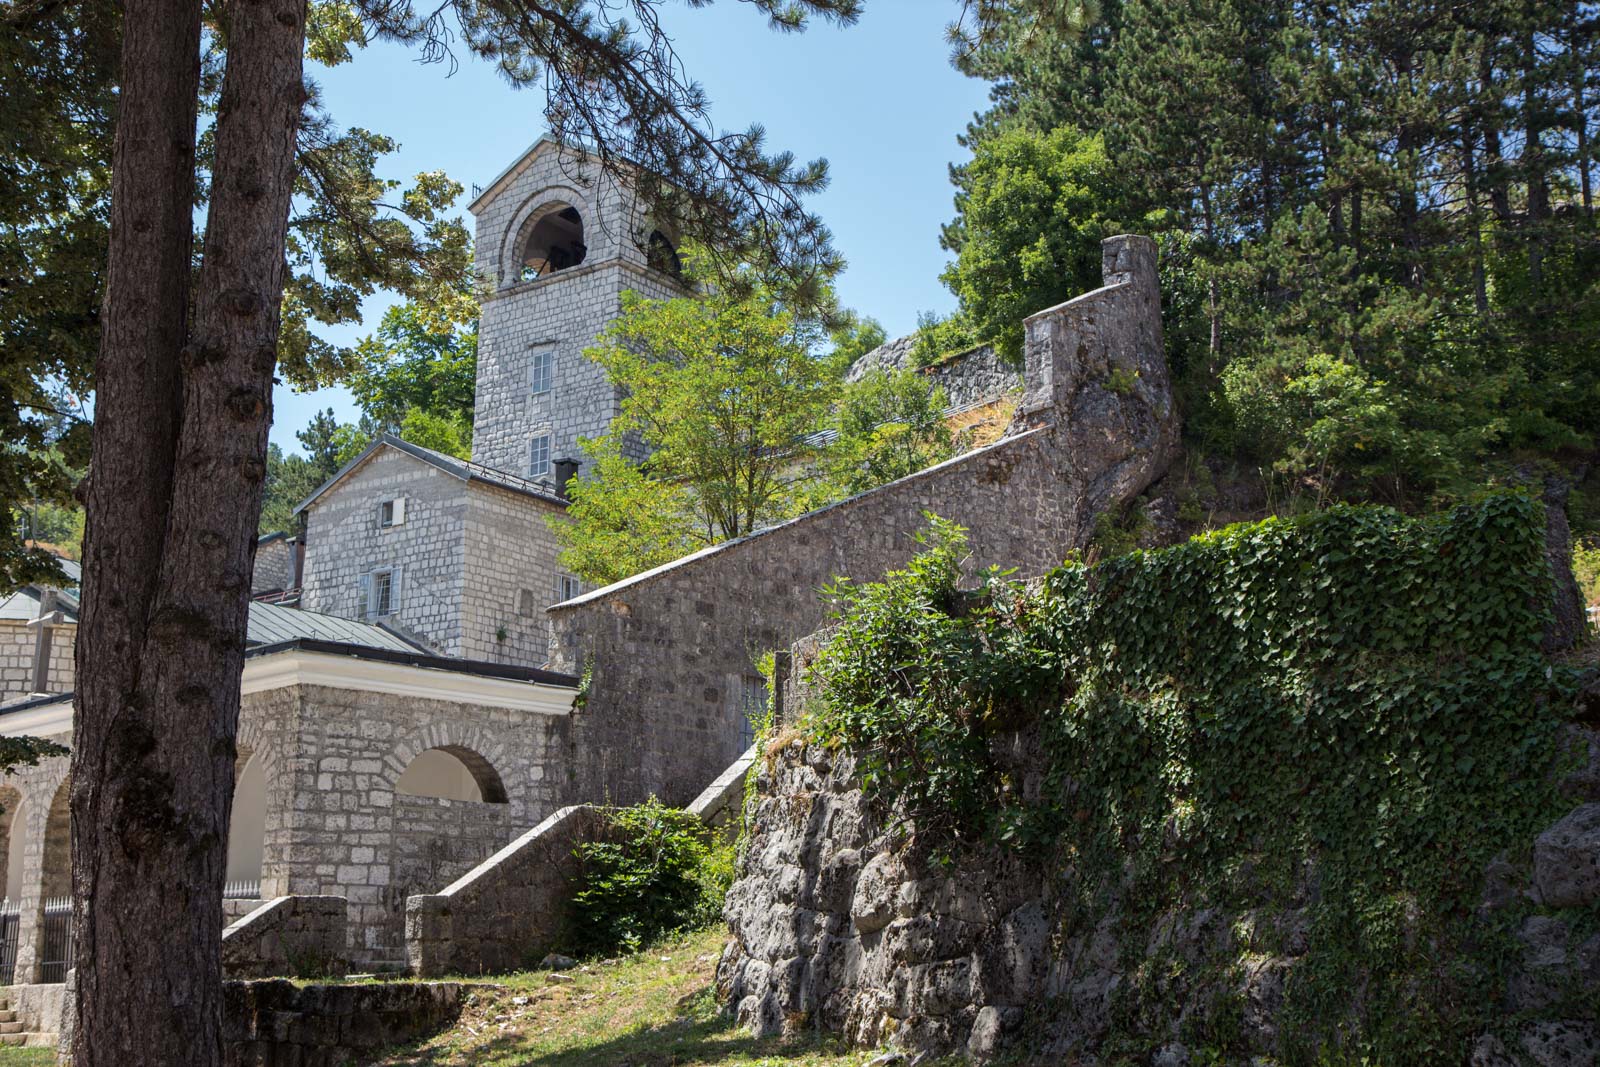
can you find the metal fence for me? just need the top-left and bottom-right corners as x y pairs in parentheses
(223, 879), (261, 900)
(39, 896), (71, 984)
(0, 900), (18, 985)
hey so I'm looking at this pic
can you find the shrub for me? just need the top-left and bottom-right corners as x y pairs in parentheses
(568, 797), (734, 956)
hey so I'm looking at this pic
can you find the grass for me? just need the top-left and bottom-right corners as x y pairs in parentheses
(0, 1048), (55, 1066)
(369, 926), (891, 1067)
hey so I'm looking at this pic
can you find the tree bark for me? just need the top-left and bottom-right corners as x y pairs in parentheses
(71, 0), (307, 1060)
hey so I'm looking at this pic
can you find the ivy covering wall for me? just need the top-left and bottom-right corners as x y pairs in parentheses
(806, 495), (1583, 1061)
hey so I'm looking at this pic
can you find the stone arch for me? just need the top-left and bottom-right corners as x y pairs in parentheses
(387, 726), (517, 807)
(225, 746), (267, 887)
(395, 746), (509, 804)
(0, 787), (23, 905)
(39, 777), (69, 903)
(500, 186), (599, 287)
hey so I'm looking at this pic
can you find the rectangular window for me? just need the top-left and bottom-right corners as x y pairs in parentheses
(529, 348), (553, 395)
(556, 574), (583, 602)
(365, 567), (401, 617)
(529, 433), (552, 478)
(378, 497), (406, 528)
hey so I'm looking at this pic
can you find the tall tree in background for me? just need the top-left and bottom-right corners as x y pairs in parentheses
(70, 0), (861, 1062)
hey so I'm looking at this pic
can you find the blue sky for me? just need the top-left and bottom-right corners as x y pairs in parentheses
(273, 0), (992, 453)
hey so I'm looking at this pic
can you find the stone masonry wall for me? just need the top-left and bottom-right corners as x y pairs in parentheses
(389, 793), (514, 927)
(0, 621), (74, 702)
(222, 979), (463, 1067)
(221, 895), (349, 980)
(272, 683), (568, 966)
(253, 536), (291, 595)
(471, 140), (690, 479)
(845, 337), (1022, 414)
(459, 482), (569, 665)
(720, 722), (1600, 1064)
(546, 236), (1178, 811)
(299, 449), (467, 656)
(407, 804), (605, 977)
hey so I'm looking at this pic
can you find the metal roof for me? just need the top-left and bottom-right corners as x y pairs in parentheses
(245, 601), (425, 653)
(293, 434), (569, 516)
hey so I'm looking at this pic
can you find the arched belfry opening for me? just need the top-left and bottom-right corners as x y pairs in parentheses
(647, 229), (682, 279)
(520, 204), (587, 282)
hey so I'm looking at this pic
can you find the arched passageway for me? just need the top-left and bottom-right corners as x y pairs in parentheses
(395, 746), (509, 804)
(226, 749), (267, 894)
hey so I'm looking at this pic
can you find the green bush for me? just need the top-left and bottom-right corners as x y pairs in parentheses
(807, 495), (1576, 1061)
(567, 797), (734, 956)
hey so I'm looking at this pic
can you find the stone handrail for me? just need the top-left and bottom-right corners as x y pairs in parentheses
(220, 895), (348, 979)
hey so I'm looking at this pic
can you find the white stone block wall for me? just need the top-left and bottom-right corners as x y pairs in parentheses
(0, 622), (74, 702)
(459, 485), (569, 665)
(298, 450), (468, 656)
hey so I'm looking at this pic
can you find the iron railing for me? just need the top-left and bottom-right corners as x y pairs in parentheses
(223, 879), (261, 900)
(39, 896), (71, 984)
(0, 900), (18, 985)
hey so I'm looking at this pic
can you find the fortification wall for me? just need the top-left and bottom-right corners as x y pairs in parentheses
(846, 337), (1021, 414)
(547, 236), (1178, 809)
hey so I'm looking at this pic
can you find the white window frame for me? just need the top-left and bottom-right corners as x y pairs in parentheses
(378, 497), (406, 529)
(556, 573), (582, 603)
(363, 566), (402, 618)
(529, 347), (554, 396)
(529, 433), (552, 479)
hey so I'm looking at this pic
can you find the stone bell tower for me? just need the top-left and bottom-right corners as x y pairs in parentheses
(467, 137), (691, 484)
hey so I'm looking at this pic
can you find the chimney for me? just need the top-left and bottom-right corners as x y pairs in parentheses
(553, 457), (580, 500)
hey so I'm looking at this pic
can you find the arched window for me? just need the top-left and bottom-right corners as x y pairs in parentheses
(520, 204), (587, 282)
(226, 750), (267, 889)
(396, 746), (508, 804)
(646, 230), (682, 279)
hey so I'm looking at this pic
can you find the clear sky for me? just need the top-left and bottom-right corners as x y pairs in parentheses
(271, 0), (992, 452)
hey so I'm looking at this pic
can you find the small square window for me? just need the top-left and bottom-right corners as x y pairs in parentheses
(529, 434), (552, 479)
(370, 569), (397, 616)
(529, 348), (553, 395)
(378, 497), (406, 528)
(556, 574), (582, 602)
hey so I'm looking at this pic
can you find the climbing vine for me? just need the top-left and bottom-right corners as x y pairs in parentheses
(806, 495), (1577, 1062)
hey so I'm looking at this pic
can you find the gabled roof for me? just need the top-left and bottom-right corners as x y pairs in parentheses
(468, 135), (567, 216)
(292, 434), (569, 516)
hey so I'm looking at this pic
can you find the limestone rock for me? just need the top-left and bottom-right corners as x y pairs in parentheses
(1534, 804), (1600, 907)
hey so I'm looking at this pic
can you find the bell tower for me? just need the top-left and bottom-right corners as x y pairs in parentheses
(467, 137), (689, 484)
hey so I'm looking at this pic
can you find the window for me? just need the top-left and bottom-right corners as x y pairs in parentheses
(556, 574), (582, 603)
(378, 497), (406, 528)
(529, 348), (553, 395)
(362, 567), (401, 618)
(529, 434), (552, 479)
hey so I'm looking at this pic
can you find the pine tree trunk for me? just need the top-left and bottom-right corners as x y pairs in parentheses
(70, 0), (306, 1060)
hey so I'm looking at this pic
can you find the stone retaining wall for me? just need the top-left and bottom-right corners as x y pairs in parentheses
(221, 896), (349, 980)
(407, 805), (605, 977)
(547, 236), (1178, 812)
(222, 979), (463, 1067)
(845, 337), (1022, 414)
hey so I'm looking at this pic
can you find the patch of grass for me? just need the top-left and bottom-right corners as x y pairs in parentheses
(369, 926), (887, 1067)
(0, 1047), (56, 1066)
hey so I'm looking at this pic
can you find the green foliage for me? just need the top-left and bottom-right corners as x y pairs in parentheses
(568, 798), (734, 956)
(807, 496), (1574, 1059)
(553, 438), (700, 586)
(910, 310), (985, 368)
(819, 370), (956, 499)
(948, 0), (1600, 508)
(347, 299), (478, 434)
(1573, 539), (1600, 608)
(556, 275), (844, 584)
(939, 125), (1129, 364)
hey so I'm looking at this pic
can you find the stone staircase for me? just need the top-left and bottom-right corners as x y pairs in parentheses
(0, 994), (56, 1048)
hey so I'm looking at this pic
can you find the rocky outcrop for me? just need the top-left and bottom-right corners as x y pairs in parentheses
(720, 730), (1600, 1063)
(845, 337), (1022, 414)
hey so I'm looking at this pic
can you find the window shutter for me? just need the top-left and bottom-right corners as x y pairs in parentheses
(393, 497), (406, 525)
(358, 573), (372, 619)
(390, 565), (403, 615)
